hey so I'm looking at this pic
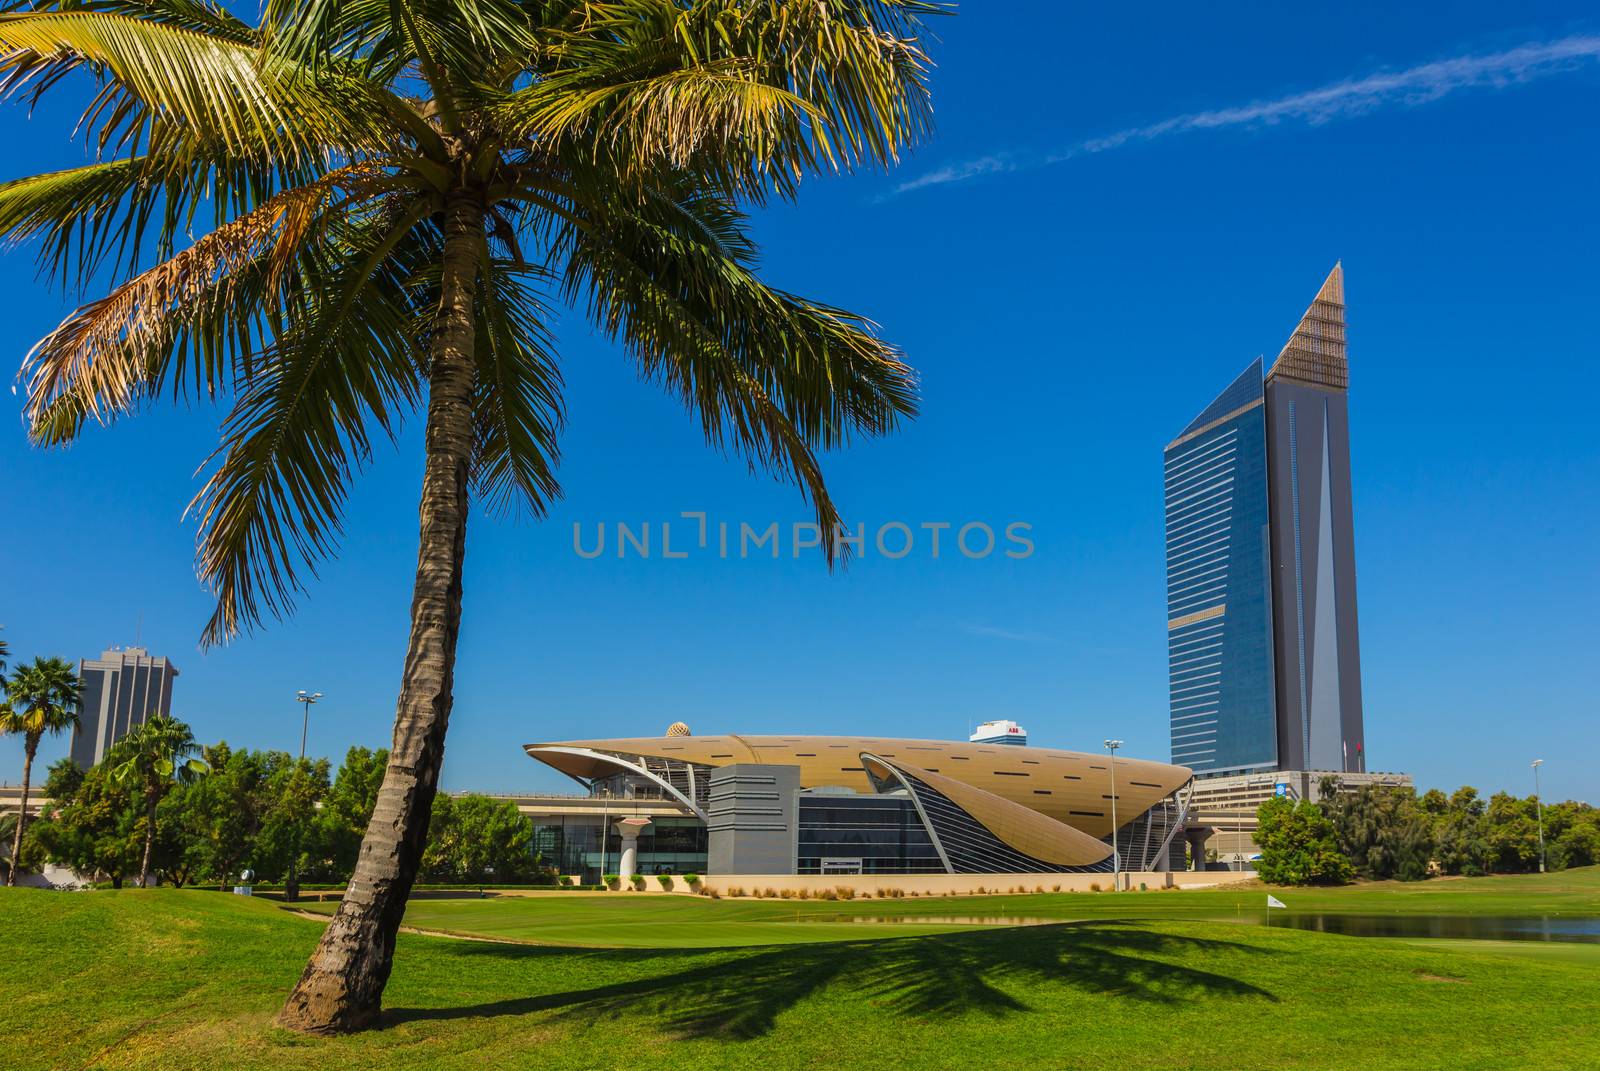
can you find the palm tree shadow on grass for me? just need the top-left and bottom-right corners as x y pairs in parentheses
(384, 922), (1278, 1040)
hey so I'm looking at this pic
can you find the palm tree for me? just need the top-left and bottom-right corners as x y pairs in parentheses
(1, 0), (935, 1033)
(109, 714), (208, 889)
(1, 656), (81, 886)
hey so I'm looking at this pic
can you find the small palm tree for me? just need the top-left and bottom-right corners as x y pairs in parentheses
(110, 714), (208, 889)
(1, 656), (81, 886)
(2, 0), (935, 1033)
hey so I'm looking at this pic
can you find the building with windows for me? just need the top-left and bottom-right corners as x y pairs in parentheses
(520, 732), (1193, 881)
(69, 646), (179, 768)
(1163, 265), (1366, 779)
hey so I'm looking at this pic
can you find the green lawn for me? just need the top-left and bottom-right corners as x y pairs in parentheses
(1, 870), (1597, 1070)
(296, 866), (1600, 948)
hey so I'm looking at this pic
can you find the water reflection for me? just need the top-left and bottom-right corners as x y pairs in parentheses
(1259, 913), (1600, 943)
(804, 913), (1600, 944)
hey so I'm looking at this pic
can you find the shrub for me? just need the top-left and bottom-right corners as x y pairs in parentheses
(630, 874), (646, 890)
(604, 873), (620, 890)
(558, 875), (573, 887)
(708, 888), (722, 899)
(656, 874), (674, 890)
(1051, 884), (1061, 892)
(1088, 882), (1102, 892)
(817, 888), (837, 901)
(728, 886), (745, 898)
(683, 873), (701, 886)
(834, 885), (855, 900)
(779, 888), (794, 899)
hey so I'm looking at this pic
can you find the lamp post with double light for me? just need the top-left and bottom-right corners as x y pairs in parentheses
(286, 690), (323, 902)
(1531, 759), (1546, 874)
(1104, 740), (1123, 891)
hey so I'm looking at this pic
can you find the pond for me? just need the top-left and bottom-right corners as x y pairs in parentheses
(806, 913), (1600, 944)
(1259, 913), (1600, 943)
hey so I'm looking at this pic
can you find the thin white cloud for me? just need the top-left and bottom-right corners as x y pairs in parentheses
(963, 623), (1056, 644)
(883, 153), (1016, 198)
(889, 34), (1600, 196)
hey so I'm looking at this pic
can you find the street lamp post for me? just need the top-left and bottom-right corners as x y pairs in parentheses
(1531, 759), (1546, 875)
(286, 690), (323, 903)
(295, 690), (323, 761)
(1104, 740), (1123, 892)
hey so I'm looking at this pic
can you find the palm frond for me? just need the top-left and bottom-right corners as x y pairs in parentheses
(0, 10), (398, 159)
(19, 165), (398, 437)
(553, 172), (918, 560)
(508, 0), (941, 197)
(191, 202), (431, 645)
(2, 0), (257, 43)
(469, 256), (564, 519)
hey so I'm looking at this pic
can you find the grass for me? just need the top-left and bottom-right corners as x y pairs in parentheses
(297, 866), (1600, 948)
(0, 869), (1596, 1070)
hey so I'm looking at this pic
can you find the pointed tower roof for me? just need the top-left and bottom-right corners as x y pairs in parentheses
(1267, 263), (1347, 390)
(1167, 357), (1264, 450)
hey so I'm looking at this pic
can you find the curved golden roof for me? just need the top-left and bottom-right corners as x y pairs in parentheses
(524, 734), (1190, 840)
(861, 755), (1113, 866)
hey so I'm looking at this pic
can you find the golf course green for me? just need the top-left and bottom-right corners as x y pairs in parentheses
(1, 869), (1596, 1070)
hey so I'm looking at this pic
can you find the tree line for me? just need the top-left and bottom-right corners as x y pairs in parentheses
(1255, 776), (1600, 885)
(8, 724), (547, 891)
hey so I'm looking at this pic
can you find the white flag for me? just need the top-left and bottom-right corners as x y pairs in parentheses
(1267, 894), (1287, 909)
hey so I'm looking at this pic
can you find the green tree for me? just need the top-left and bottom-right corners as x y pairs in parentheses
(1255, 796), (1353, 886)
(1549, 803), (1600, 870)
(2, 0), (934, 1032)
(1320, 779), (1435, 882)
(256, 756), (331, 894)
(422, 794), (536, 883)
(1484, 792), (1542, 873)
(32, 759), (143, 886)
(1, 656), (81, 885)
(308, 748), (390, 882)
(109, 715), (208, 887)
(1421, 786), (1489, 876)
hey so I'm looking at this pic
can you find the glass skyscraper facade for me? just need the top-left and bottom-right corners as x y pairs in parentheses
(1164, 265), (1366, 777)
(1164, 359), (1279, 775)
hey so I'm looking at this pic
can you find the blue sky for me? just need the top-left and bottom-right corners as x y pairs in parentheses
(2, 2), (1597, 802)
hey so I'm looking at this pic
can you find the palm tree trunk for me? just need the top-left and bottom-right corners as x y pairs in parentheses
(140, 790), (157, 888)
(278, 191), (484, 1035)
(6, 738), (36, 886)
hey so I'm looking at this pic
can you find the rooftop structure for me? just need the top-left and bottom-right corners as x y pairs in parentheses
(969, 719), (1027, 746)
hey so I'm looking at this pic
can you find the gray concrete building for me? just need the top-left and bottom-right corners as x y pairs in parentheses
(69, 646), (179, 768)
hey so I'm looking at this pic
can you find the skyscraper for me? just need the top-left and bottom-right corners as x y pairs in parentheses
(1163, 265), (1365, 776)
(69, 646), (180, 768)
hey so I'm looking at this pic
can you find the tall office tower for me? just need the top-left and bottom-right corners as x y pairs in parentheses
(69, 647), (180, 768)
(1163, 358), (1278, 774)
(1263, 266), (1366, 772)
(1163, 265), (1365, 776)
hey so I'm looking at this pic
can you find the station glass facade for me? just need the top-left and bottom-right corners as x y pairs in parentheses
(796, 794), (944, 874)
(532, 815), (707, 880)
